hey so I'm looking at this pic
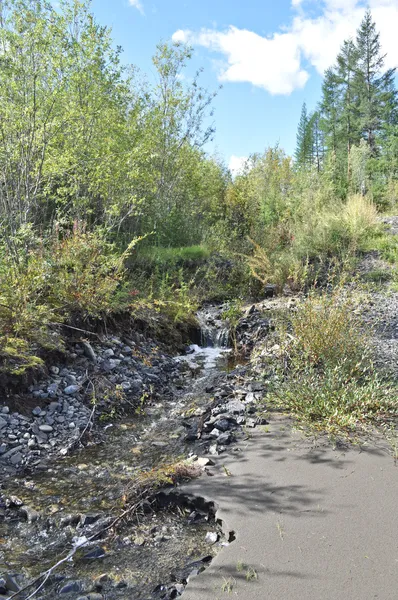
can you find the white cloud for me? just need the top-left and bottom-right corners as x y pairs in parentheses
(228, 155), (248, 176)
(129, 0), (144, 15)
(173, 0), (398, 95)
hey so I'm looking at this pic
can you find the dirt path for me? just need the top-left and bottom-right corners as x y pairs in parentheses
(182, 419), (398, 600)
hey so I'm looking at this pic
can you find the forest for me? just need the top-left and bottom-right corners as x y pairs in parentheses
(0, 0), (397, 375)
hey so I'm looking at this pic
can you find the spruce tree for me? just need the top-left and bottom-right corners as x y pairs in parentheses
(335, 39), (361, 159)
(295, 102), (314, 168)
(355, 10), (397, 155)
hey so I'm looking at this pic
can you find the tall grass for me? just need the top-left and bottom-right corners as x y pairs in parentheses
(265, 287), (398, 434)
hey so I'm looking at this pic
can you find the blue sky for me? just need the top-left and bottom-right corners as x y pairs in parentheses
(90, 0), (398, 172)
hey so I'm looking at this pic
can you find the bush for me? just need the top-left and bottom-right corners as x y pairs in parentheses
(264, 287), (398, 434)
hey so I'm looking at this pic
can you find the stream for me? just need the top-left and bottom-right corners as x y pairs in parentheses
(0, 309), (235, 600)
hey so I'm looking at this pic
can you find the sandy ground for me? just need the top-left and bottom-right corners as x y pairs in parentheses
(181, 418), (398, 600)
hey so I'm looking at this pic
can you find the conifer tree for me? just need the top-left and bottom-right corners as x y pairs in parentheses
(355, 10), (397, 155)
(295, 102), (314, 168)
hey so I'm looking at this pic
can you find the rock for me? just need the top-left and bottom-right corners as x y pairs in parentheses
(80, 513), (101, 526)
(214, 419), (231, 432)
(4, 574), (20, 593)
(0, 417), (7, 429)
(196, 457), (215, 467)
(20, 506), (40, 523)
(208, 444), (218, 455)
(227, 400), (245, 414)
(82, 546), (106, 560)
(59, 581), (82, 594)
(32, 407), (42, 416)
(209, 428), (220, 439)
(39, 425), (53, 433)
(217, 432), (232, 445)
(64, 385), (80, 396)
(1, 406), (9, 414)
(82, 341), (97, 362)
(50, 366), (60, 374)
(87, 594), (104, 600)
(0, 443), (7, 455)
(103, 348), (114, 358)
(0, 578), (7, 595)
(205, 531), (218, 544)
(10, 452), (23, 465)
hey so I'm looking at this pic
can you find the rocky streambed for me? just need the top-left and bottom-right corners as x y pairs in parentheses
(0, 302), (282, 600)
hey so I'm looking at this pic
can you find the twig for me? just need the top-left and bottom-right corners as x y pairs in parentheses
(9, 498), (145, 599)
(49, 322), (101, 338)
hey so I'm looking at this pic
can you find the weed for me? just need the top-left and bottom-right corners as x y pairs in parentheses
(221, 577), (235, 593)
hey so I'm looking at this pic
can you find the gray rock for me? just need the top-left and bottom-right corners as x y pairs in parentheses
(217, 432), (232, 445)
(82, 341), (97, 363)
(1, 406), (10, 414)
(64, 385), (80, 396)
(0, 443), (7, 455)
(32, 407), (42, 416)
(0, 578), (7, 594)
(20, 505), (40, 522)
(205, 531), (218, 544)
(209, 428), (220, 439)
(59, 581), (82, 594)
(39, 425), (53, 433)
(227, 400), (245, 414)
(103, 348), (114, 357)
(214, 419), (231, 432)
(50, 366), (60, 375)
(0, 417), (7, 429)
(10, 452), (23, 465)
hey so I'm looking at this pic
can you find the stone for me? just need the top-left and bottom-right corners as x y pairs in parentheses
(103, 348), (114, 357)
(1, 406), (9, 414)
(197, 457), (215, 467)
(205, 531), (218, 544)
(0, 443), (7, 455)
(59, 581), (82, 594)
(87, 594), (104, 600)
(64, 385), (79, 395)
(32, 407), (42, 416)
(209, 428), (220, 439)
(0, 417), (7, 429)
(4, 574), (20, 593)
(39, 425), (53, 433)
(214, 419), (231, 432)
(227, 400), (245, 414)
(82, 341), (97, 362)
(217, 432), (232, 445)
(83, 546), (106, 560)
(50, 366), (60, 375)
(20, 506), (40, 523)
(134, 536), (146, 546)
(0, 578), (7, 595)
(10, 452), (23, 465)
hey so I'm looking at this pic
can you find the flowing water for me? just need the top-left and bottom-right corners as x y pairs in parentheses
(0, 310), (233, 600)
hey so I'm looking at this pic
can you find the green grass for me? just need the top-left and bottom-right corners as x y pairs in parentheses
(263, 287), (398, 435)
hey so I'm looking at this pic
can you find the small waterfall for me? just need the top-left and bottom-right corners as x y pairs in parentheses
(196, 307), (230, 348)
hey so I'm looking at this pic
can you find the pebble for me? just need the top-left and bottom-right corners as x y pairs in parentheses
(39, 425), (53, 433)
(205, 531), (218, 544)
(64, 385), (80, 395)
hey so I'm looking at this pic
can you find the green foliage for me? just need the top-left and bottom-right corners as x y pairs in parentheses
(265, 288), (398, 434)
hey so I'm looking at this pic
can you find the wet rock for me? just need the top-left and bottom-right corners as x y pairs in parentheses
(4, 574), (20, 593)
(83, 546), (106, 560)
(59, 580), (83, 594)
(0, 578), (6, 595)
(64, 385), (80, 395)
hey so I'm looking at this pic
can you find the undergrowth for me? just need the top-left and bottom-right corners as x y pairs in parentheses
(264, 286), (398, 435)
